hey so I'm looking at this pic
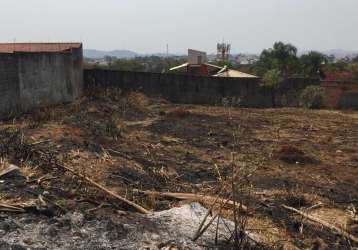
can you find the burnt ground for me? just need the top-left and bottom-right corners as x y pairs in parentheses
(0, 89), (357, 249)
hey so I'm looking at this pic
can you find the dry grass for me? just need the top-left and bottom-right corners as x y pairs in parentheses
(0, 90), (357, 249)
(127, 92), (150, 113)
(165, 107), (191, 118)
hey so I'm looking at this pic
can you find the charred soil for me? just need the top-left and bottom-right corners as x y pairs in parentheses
(0, 89), (357, 249)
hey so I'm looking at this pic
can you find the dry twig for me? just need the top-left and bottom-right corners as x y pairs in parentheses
(282, 204), (358, 244)
(58, 164), (149, 214)
(136, 190), (247, 212)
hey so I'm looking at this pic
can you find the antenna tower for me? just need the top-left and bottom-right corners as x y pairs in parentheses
(217, 43), (231, 63)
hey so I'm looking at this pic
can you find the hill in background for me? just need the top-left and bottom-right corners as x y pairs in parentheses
(84, 49), (138, 59)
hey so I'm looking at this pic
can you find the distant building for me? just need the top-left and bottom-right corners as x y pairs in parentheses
(169, 49), (257, 78)
(0, 43), (83, 116)
(188, 49), (207, 65)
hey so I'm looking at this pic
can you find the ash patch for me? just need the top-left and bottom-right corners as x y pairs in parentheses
(0, 203), (243, 250)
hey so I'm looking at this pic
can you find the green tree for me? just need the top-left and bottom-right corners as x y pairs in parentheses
(255, 42), (300, 77)
(352, 55), (358, 63)
(300, 51), (327, 77)
(263, 69), (283, 107)
(263, 68), (283, 88)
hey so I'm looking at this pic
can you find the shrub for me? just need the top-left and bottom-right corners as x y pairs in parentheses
(299, 85), (324, 109)
(263, 68), (283, 88)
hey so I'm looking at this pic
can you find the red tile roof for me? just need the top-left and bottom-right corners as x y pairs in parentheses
(0, 43), (82, 53)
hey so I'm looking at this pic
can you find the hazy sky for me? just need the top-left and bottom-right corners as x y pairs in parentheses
(0, 0), (357, 54)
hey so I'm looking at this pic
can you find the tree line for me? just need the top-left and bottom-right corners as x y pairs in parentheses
(85, 41), (358, 82)
(252, 41), (358, 82)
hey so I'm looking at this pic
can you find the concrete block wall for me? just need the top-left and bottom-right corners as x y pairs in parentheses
(0, 54), (20, 115)
(0, 47), (83, 116)
(275, 78), (320, 107)
(84, 69), (318, 108)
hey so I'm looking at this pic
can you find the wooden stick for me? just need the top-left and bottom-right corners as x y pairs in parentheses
(58, 164), (149, 214)
(303, 202), (323, 211)
(30, 139), (51, 146)
(282, 204), (358, 244)
(193, 194), (233, 242)
(192, 187), (226, 241)
(0, 164), (20, 178)
(137, 190), (247, 212)
(0, 208), (25, 213)
(0, 203), (25, 212)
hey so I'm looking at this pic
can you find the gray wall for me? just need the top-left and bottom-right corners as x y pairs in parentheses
(0, 54), (19, 115)
(0, 47), (82, 116)
(84, 69), (319, 108)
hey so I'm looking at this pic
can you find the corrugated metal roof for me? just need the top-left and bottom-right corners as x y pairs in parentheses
(169, 63), (189, 71)
(214, 69), (258, 78)
(0, 43), (82, 53)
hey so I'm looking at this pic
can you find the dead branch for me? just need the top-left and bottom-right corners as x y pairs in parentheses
(137, 190), (247, 212)
(105, 148), (133, 160)
(192, 187), (228, 241)
(0, 164), (20, 178)
(30, 139), (51, 146)
(282, 204), (358, 244)
(0, 202), (25, 213)
(303, 202), (323, 211)
(58, 164), (149, 214)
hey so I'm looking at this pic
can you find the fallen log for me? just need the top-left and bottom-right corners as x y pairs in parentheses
(136, 190), (247, 212)
(58, 164), (149, 214)
(282, 204), (358, 244)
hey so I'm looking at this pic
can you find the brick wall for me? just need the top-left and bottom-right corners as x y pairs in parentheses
(321, 81), (358, 109)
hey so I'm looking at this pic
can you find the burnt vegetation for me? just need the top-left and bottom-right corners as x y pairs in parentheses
(0, 88), (357, 249)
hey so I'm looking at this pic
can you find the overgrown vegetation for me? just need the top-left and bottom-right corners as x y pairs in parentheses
(299, 85), (325, 109)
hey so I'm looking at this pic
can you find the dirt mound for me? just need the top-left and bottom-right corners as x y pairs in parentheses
(276, 145), (317, 164)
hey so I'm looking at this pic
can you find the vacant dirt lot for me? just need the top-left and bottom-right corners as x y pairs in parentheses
(0, 89), (357, 249)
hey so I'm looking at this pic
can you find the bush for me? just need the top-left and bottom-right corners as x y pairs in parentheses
(299, 85), (324, 109)
(262, 69), (283, 88)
